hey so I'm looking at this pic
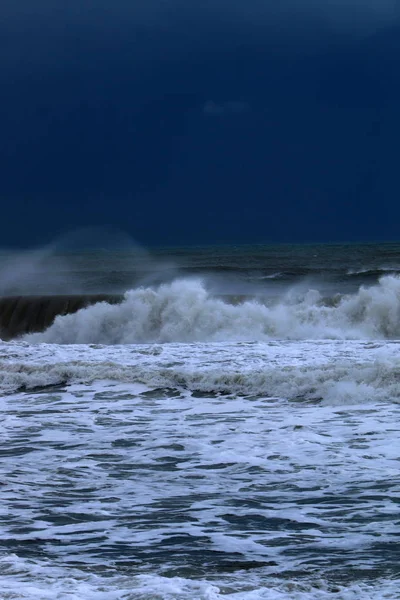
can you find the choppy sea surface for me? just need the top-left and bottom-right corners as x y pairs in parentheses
(1, 243), (400, 599)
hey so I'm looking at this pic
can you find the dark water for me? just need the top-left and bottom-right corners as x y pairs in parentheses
(1, 242), (400, 296)
(1, 243), (400, 598)
(0, 294), (122, 339)
(1, 243), (400, 340)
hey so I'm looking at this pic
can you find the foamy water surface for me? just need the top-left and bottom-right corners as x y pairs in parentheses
(1, 338), (400, 598)
(2, 244), (400, 598)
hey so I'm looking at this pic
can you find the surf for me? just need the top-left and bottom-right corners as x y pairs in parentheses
(10, 274), (400, 344)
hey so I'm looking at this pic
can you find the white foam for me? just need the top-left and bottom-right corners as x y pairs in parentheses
(21, 276), (400, 345)
(1, 339), (400, 404)
(0, 556), (398, 599)
(347, 266), (400, 275)
(2, 343), (400, 597)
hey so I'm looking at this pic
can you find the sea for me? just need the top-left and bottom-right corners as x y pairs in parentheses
(1, 241), (400, 599)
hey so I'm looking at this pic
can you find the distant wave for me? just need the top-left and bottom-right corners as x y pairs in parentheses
(347, 266), (400, 276)
(251, 273), (282, 281)
(21, 274), (400, 344)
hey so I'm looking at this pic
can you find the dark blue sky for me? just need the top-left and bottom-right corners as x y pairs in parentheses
(1, 1), (400, 246)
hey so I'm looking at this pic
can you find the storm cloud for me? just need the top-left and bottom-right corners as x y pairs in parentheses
(1, 0), (400, 246)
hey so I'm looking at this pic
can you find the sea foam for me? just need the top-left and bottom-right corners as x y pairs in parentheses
(21, 275), (400, 344)
(1, 339), (400, 404)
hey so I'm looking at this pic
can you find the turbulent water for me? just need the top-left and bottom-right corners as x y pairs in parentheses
(1, 243), (400, 599)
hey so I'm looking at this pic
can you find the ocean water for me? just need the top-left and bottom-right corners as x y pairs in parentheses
(1, 243), (400, 599)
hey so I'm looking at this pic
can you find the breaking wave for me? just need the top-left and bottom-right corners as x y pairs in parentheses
(1, 339), (399, 403)
(21, 275), (400, 344)
(346, 266), (400, 277)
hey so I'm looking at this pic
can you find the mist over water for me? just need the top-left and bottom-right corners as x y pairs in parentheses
(0, 227), (175, 296)
(3, 242), (400, 599)
(2, 0), (400, 595)
(3, 239), (400, 342)
(21, 274), (400, 344)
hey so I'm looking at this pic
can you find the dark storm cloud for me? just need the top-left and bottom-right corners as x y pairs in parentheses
(2, 0), (398, 53)
(1, 0), (400, 246)
(1, 0), (398, 82)
(2, 0), (397, 27)
(203, 101), (250, 116)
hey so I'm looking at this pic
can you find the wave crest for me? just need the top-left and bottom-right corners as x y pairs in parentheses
(24, 275), (400, 344)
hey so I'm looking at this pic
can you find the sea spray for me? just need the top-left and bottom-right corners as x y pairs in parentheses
(22, 275), (400, 344)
